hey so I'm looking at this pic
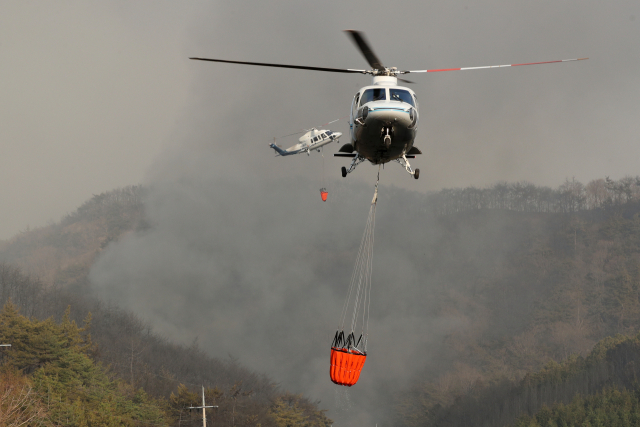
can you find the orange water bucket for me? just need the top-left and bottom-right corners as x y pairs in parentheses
(320, 188), (328, 202)
(329, 347), (366, 386)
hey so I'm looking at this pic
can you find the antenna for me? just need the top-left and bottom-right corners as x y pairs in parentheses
(187, 386), (218, 427)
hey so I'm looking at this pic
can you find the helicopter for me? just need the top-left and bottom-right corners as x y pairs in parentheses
(191, 30), (587, 180)
(270, 128), (342, 157)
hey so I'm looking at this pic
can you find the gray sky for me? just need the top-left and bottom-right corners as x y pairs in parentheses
(1, 0), (639, 240)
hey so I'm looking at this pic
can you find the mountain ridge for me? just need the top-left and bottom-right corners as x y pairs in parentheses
(5, 175), (640, 425)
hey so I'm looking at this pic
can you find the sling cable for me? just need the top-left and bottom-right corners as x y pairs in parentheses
(330, 166), (380, 386)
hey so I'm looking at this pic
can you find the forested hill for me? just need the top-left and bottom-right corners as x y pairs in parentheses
(0, 175), (635, 289)
(0, 186), (333, 426)
(0, 294), (332, 426)
(4, 175), (640, 425)
(391, 176), (640, 426)
(426, 176), (639, 215)
(0, 186), (146, 289)
(412, 332), (640, 427)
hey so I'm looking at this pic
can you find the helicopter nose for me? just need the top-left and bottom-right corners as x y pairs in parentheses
(334, 132), (342, 139)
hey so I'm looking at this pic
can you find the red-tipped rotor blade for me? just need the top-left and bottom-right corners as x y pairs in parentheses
(405, 57), (588, 74)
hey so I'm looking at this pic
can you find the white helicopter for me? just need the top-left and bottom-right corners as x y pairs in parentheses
(191, 30), (587, 180)
(270, 128), (342, 156)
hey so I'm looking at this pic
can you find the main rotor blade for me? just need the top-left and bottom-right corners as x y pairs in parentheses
(397, 77), (415, 84)
(189, 57), (366, 74)
(404, 57), (588, 74)
(344, 30), (385, 70)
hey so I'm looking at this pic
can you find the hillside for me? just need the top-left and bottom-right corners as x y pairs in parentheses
(0, 263), (333, 426)
(389, 178), (640, 425)
(514, 388), (640, 427)
(0, 297), (332, 426)
(0, 186), (333, 426)
(402, 331), (640, 427)
(0, 301), (168, 426)
(0, 186), (145, 289)
(4, 176), (640, 425)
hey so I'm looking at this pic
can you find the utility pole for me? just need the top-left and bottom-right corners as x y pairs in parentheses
(187, 386), (218, 427)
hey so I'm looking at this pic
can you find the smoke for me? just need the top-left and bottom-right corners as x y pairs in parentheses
(83, 0), (640, 424)
(89, 146), (536, 423)
(89, 149), (451, 423)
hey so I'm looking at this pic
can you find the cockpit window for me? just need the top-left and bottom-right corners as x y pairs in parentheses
(389, 89), (415, 107)
(326, 131), (332, 136)
(360, 88), (386, 105)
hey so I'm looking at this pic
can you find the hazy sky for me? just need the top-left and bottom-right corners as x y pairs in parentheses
(1, 0), (639, 240)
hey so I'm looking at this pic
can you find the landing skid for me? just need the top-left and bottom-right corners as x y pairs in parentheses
(395, 154), (420, 179)
(341, 155), (366, 177)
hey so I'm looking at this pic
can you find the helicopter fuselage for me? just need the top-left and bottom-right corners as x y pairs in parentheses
(270, 129), (342, 156)
(349, 76), (418, 165)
